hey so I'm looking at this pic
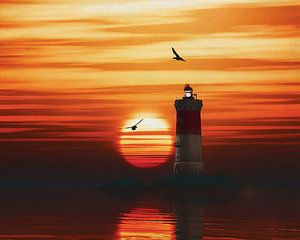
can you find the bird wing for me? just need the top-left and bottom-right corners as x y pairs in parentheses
(135, 119), (143, 126)
(172, 47), (180, 58)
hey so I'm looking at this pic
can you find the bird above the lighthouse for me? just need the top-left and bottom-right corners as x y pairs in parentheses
(125, 119), (143, 131)
(172, 47), (185, 61)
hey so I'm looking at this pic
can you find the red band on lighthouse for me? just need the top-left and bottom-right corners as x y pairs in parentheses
(176, 111), (201, 135)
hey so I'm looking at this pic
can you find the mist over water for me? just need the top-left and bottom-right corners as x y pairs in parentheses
(0, 188), (299, 240)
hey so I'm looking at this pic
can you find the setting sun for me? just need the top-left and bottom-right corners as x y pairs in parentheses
(119, 113), (173, 168)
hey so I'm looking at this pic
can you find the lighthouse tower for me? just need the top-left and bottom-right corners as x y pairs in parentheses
(174, 84), (204, 176)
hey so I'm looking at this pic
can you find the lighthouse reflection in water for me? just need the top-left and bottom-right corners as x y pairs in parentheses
(174, 197), (203, 240)
(117, 194), (203, 240)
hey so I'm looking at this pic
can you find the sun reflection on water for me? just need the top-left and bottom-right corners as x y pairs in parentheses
(117, 207), (175, 240)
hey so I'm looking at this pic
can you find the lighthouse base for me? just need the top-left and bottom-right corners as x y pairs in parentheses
(174, 162), (204, 176)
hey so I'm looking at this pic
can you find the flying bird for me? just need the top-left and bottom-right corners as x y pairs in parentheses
(172, 47), (185, 61)
(125, 119), (143, 131)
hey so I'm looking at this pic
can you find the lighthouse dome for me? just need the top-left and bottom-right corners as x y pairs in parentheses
(184, 84), (193, 98)
(184, 84), (193, 91)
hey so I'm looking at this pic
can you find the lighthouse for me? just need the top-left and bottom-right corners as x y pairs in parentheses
(174, 84), (204, 176)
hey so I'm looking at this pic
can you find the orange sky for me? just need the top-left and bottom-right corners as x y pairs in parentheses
(0, 0), (299, 176)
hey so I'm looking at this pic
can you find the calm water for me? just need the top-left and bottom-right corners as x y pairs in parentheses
(0, 188), (299, 239)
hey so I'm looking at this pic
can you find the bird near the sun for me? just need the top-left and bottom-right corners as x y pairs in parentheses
(172, 47), (185, 61)
(125, 119), (143, 131)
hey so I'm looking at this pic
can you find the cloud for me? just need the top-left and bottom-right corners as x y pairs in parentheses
(0, 0), (38, 4)
(105, 5), (300, 36)
(0, 18), (116, 29)
(0, 35), (183, 53)
(1, 57), (299, 71)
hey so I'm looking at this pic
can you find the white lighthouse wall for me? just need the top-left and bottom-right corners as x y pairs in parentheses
(174, 134), (204, 175)
(175, 134), (202, 162)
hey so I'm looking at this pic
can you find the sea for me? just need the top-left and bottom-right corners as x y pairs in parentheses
(0, 186), (299, 239)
